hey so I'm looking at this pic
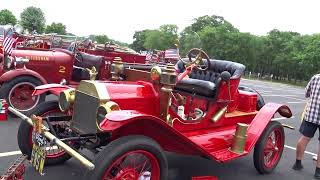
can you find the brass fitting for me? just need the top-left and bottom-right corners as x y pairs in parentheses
(230, 123), (249, 154)
(111, 57), (124, 80)
(160, 63), (177, 87)
(86, 66), (98, 80)
(159, 64), (177, 122)
(150, 66), (162, 81)
(211, 106), (227, 123)
(97, 101), (120, 125)
(59, 88), (75, 112)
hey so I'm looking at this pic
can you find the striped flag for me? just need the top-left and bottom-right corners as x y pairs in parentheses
(3, 30), (15, 55)
(164, 48), (179, 59)
(0, 35), (3, 47)
(146, 53), (152, 61)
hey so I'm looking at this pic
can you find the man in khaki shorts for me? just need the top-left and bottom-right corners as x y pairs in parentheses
(293, 74), (320, 179)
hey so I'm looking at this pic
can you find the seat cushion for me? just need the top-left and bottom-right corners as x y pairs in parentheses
(175, 78), (216, 97)
(74, 52), (103, 71)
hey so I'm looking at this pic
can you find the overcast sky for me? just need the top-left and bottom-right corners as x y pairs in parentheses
(2, 0), (320, 43)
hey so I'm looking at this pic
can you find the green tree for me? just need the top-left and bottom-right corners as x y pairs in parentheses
(0, 9), (17, 25)
(179, 27), (203, 56)
(94, 35), (110, 44)
(20, 6), (46, 33)
(190, 15), (237, 33)
(143, 24), (178, 50)
(130, 30), (151, 51)
(45, 22), (66, 35)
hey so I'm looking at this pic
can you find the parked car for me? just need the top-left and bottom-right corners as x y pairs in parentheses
(11, 48), (292, 179)
(0, 41), (145, 114)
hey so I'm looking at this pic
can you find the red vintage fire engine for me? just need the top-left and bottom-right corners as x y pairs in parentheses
(9, 48), (292, 180)
(0, 26), (145, 113)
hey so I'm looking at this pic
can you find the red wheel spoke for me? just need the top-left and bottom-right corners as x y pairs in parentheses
(139, 160), (148, 175)
(9, 83), (39, 111)
(262, 127), (284, 169)
(102, 150), (160, 180)
(29, 110), (69, 159)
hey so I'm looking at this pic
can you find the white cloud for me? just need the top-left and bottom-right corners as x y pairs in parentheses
(1, 0), (320, 43)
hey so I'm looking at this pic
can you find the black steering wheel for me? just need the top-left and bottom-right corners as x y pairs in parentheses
(69, 42), (83, 63)
(181, 48), (210, 71)
(75, 51), (83, 64)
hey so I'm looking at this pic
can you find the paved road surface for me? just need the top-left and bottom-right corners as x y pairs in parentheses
(0, 79), (317, 180)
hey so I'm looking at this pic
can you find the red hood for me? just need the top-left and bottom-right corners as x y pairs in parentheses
(102, 81), (160, 116)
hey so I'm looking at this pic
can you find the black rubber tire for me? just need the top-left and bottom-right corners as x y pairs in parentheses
(0, 76), (45, 114)
(238, 86), (265, 110)
(83, 135), (168, 180)
(17, 101), (72, 165)
(253, 121), (285, 174)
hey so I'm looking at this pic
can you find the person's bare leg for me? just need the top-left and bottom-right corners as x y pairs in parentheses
(314, 143), (320, 179)
(296, 136), (311, 160)
(316, 144), (320, 168)
(293, 136), (311, 170)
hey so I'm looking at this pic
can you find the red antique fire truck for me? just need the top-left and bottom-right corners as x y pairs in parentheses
(0, 25), (145, 113)
(8, 48), (292, 180)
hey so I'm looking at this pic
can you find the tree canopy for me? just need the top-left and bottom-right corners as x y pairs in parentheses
(45, 22), (66, 35)
(20, 6), (46, 33)
(0, 9), (17, 25)
(130, 24), (178, 51)
(130, 14), (320, 83)
(94, 35), (110, 44)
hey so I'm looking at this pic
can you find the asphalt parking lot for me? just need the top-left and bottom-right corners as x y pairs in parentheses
(0, 79), (317, 180)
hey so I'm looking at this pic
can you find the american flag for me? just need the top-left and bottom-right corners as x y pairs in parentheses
(3, 30), (15, 55)
(164, 48), (179, 59)
(146, 53), (152, 61)
(0, 35), (3, 46)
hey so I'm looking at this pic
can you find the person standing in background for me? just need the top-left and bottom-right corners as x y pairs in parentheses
(293, 74), (320, 179)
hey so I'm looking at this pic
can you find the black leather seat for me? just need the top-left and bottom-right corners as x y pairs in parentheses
(174, 58), (245, 99)
(176, 78), (216, 97)
(72, 66), (90, 81)
(74, 52), (104, 71)
(53, 48), (104, 71)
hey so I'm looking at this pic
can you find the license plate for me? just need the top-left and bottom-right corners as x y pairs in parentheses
(31, 133), (47, 175)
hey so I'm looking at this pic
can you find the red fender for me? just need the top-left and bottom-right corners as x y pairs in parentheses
(245, 103), (292, 152)
(101, 110), (211, 156)
(32, 84), (71, 96)
(0, 68), (47, 84)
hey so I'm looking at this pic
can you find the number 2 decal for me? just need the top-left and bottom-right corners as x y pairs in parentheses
(59, 66), (66, 73)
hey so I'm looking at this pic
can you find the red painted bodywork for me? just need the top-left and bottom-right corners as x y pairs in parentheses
(32, 84), (71, 96)
(36, 61), (292, 164)
(100, 101), (291, 162)
(0, 38), (146, 86)
(79, 75), (291, 163)
(0, 68), (47, 84)
(0, 47), (146, 86)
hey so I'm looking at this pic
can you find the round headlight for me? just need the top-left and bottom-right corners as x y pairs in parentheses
(96, 101), (120, 124)
(150, 66), (162, 81)
(59, 89), (75, 112)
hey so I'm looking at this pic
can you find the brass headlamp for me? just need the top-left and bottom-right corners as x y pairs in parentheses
(96, 101), (120, 124)
(150, 66), (162, 81)
(59, 88), (75, 112)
